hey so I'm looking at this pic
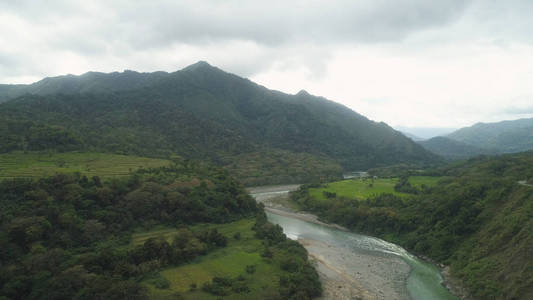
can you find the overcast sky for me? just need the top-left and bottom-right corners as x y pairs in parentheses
(2, 0), (533, 129)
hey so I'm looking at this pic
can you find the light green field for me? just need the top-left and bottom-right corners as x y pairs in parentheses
(0, 151), (171, 179)
(133, 219), (282, 300)
(408, 176), (442, 187)
(309, 176), (441, 201)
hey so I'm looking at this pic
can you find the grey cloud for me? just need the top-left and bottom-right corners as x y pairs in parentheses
(2, 0), (472, 49)
(1, 0), (533, 85)
(504, 106), (533, 115)
(111, 0), (472, 48)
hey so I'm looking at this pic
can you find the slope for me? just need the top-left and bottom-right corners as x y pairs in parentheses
(447, 118), (533, 153)
(291, 152), (533, 299)
(0, 62), (439, 183)
(418, 136), (499, 160)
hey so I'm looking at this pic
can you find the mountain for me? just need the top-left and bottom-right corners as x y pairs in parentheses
(418, 136), (499, 160)
(0, 61), (439, 184)
(447, 118), (533, 153)
(400, 131), (424, 141)
(394, 126), (456, 140)
(291, 152), (533, 299)
(0, 70), (169, 103)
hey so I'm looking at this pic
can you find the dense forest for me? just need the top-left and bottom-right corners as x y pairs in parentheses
(447, 118), (533, 153)
(0, 62), (439, 185)
(291, 152), (533, 299)
(0, 160), (321, 299)
(417, 136), (499, 160)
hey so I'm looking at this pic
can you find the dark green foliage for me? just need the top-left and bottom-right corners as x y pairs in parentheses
(447, 118), (533, 153)
(0, 62), (439, 184)
(394, 176), (419, 194)
(245, 265), (256, 274)
(292, 152), (533, 299)
(0, 162), (259, 299)
(418, 136), (499, 160)
(202, 276), (250, 296)
(148, 275), (170, 289)
(253, 212), (322, 299)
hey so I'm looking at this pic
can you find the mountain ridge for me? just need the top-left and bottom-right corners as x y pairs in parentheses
(0, 62), (440, 184)
(418, 136), (499, 160)
(447, 117), (533, 153)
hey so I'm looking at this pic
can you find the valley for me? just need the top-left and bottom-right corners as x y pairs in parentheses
(4, 2), (533, 299)
(0, 63), (532, 300)
(249, 185), (458, 300)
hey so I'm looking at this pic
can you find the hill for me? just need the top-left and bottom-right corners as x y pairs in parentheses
(0, 152), (171, 179)
(291, 152), (533, 299)
(400, 131), (425, 141)
(0, 162), (321, 299)
(447, 118), (533, 153)
(0, 62), (439, 184)
(418, 136), (499, 160)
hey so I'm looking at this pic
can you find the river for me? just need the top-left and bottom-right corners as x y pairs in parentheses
(248, 185), (459, 300)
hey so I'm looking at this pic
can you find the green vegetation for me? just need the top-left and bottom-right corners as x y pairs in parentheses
(0, 62), (438, 185)
(447, 117), (533, 153)
(407, 175), (442, 187)
(309, 178), (401, 201)
(291, 152), (533, 299)
(0, 159), (320, 299)
(138, 219), (278, 299)
(0, 151), (171, 179)
(223, 149), (343, 186)
(418, 136), (499, 160)
(308, 176), (440, 201)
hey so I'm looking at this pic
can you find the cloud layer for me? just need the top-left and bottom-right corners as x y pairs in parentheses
(1, 0), (533, 127)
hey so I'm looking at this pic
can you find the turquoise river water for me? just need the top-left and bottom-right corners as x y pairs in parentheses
(251, 186), (458, 300)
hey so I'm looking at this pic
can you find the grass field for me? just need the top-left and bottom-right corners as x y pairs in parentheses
(133, 219), (282, 300)
(0, 151), (171, 179)
(309, 176), (442, 201)
(408, 176), (442, 187)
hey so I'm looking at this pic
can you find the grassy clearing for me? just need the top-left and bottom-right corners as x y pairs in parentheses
(309, 177), (401, 201)
(134, 219), (282, 300)
(309, 176), (442, 201)
(409, 176), (442, 187)
(0, 151), (171, 179)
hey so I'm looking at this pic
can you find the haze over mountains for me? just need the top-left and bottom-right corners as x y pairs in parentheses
(404, 118), (533, 160)
(0, 62), (438, 184)
(447, 118), (533, 153)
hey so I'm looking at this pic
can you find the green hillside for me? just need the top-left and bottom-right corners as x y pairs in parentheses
(291, 152), (533, 299)
(0, 62), (439, 185)
(0, 152), (171, 179)
(418, 136), (499, 160)
(0, 161), (321, 299)
(447, 118), (533, 153)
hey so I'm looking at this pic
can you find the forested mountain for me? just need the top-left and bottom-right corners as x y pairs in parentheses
(0, 62), (439, 184)
(447, 118), (533, 153)
(291, 152), (533, 299)
(0, 70), (168, 103)
(418, 136), (499, 160)
(0, 161), (321, 299)
(401, 131), (424, 141)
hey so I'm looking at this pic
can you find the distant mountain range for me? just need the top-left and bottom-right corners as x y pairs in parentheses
(415, 118), (533, 160)
(0, 61), (439, 184)
(394, 126), (456, 140)
(418, 136), (499, 160)
(447, 118), (533, 153)
(400, 131), (425, 141)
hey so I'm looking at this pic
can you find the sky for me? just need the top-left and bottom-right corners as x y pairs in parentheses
(2, 0), (533, 130)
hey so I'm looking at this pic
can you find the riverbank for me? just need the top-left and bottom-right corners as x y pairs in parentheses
(264, 207), (349, 231)
(249, 185), (411, 300)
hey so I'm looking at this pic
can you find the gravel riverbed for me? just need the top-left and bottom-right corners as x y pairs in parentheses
(248, 185), (411, 300)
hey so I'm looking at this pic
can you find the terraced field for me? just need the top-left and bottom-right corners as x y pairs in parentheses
(0, 152), (171, 179)
(133, 219), (282, 300)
